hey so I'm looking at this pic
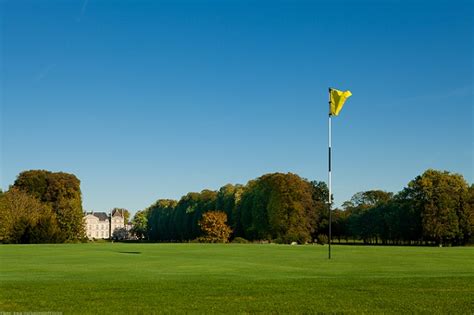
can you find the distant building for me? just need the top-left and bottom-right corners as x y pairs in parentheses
(84, 209), (125, 239)
(110, 208), (126, 233)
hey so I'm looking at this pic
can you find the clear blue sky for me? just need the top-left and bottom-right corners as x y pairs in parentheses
(1, 0), (472, 213)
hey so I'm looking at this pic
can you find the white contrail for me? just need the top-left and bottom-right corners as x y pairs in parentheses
(35, 64), (57, 81)
(77, 0), (89, 22)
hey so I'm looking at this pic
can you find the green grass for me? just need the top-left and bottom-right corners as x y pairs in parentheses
(1, 244), (473, 314)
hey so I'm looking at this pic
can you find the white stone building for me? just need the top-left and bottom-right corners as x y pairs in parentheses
(84, 209), (125, 239)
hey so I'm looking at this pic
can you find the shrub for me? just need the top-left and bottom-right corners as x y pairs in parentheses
(112, 227), (130, 241)
(232, 237), (250, 244)
(317, 234), (328, 245)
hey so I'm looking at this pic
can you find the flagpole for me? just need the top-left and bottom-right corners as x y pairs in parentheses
(326, 87), (351, 259)
(328, 89), (332, 260)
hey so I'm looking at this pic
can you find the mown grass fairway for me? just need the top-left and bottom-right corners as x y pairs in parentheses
(0, 244), (473, 314)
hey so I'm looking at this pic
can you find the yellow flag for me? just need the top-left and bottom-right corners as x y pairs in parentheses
(329, 88), (352, 116)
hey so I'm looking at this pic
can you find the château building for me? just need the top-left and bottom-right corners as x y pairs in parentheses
(84, 209), (125, 239)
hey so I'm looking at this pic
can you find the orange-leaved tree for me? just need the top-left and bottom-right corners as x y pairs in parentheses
(198, 211), (232, 243)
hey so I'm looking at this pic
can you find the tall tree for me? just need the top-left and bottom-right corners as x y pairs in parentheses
(131, 209), (149, 239)
(402, 169), (471, 245)
(310, 181), (330, 240)
(146, 199), (178, 241)
(13, 170), (85, 241)
(0, 188), (60, 243)
(216, 184), (244, 233)
(239, 173), (317, 243)
(343, 190), (393, 244)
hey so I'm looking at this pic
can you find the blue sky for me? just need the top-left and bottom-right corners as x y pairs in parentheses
(1, 0), (472, 213)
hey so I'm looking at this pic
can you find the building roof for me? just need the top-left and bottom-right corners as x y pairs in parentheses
(111, 208), (125, 218)
(88, 212), (109, 221)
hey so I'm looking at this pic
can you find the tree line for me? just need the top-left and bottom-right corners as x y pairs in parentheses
(134, 169), (473, 246)
(136, 173), (328, 244)
(1, 168), (472, 246)
(332, 170), (473, 246)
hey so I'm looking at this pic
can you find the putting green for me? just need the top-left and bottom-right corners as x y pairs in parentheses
(0, 243), (473, 313)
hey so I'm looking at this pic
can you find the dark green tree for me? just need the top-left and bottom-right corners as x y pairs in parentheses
(343, 190), (393, 244)
(239, 173), (317, 243)
(146, 199), (177, 241)
(402, 169), (471, 245)
(310, 181), (330, 240)
(216, 184), (244, 233)
(13, 170), (85, 241)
